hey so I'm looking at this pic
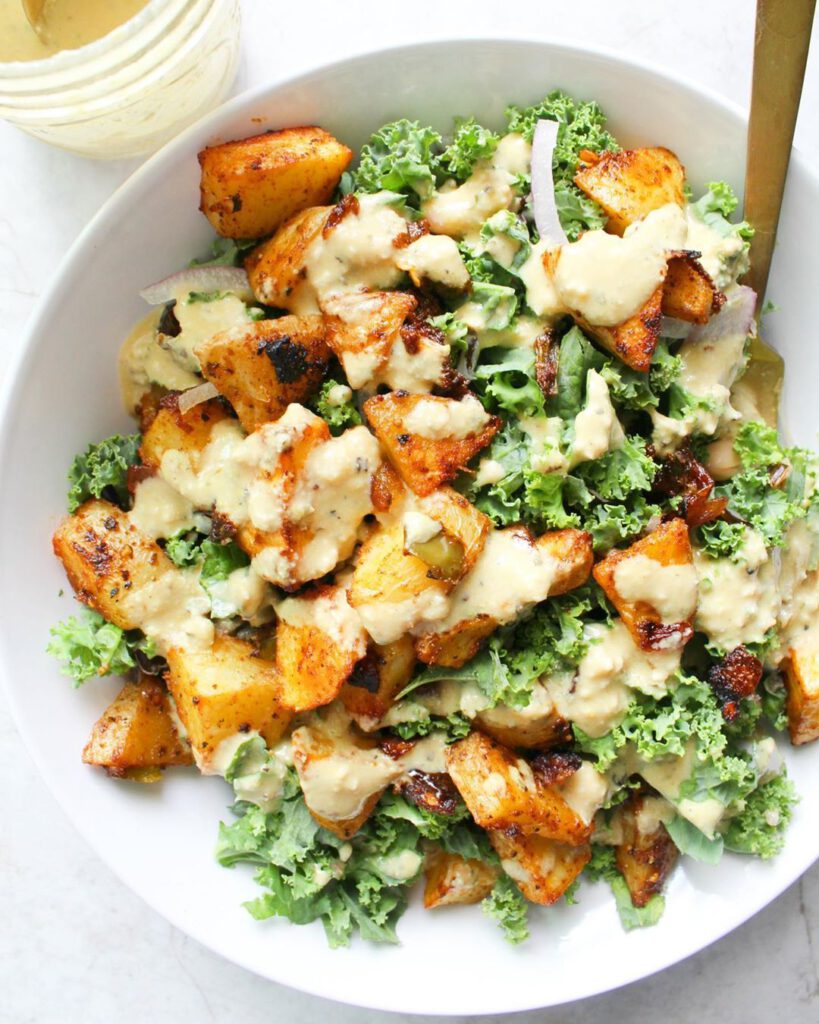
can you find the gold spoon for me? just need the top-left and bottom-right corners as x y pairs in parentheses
(741, 0), (816, 426)
(20, 0), (49, 40)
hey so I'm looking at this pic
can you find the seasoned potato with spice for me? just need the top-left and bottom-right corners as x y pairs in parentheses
(340, 636), (417, 726)
(613, 794), (678, 908)
(324, 290), (416, 390)
(573, 147), (685, 235)
(275, 584), (368, 712)
(199, 126), (352, 239)
(575, 284), (664, 373)
(475, 691), (572, 751)
(445, 731), (593, 845)
(139, 394), (232, 468)
(165, 634), (291, 772)
(196, 315), (330, 432)
(52, 500), (177, 631)
(415, 527), (593, 668)
(245, 205), (330, 311)
(423, 849), (499, 909)
(662, 253), (725, 324)
(490, 832), (591, 905)
(82, 676), (193, 778)
(291, 711), (403, 838)
(783, 640), (819, 745)
(364, 392), (500, 496)
(593, 517), (696, 651)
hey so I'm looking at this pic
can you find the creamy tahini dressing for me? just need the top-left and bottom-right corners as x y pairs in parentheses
(613, 553), (698, 624)
(519, 239), (563, 319)
(393, 234), (470, 289)
(129, 476), (195, 540)
(520, 415), (566, 474)
(693, 530), (778, 650)
(118, 310), (200, 414)
(417, 527), (557, 636)
(357, 587), (450, 647)
(547, 620), (681, 737)
(685, 208), (749, 290)
(160, 418), (250, 523)
(166, 290), (254, 374)
(422, 134), (531, 242)
(119, 567), (213, 655)
(558, 762), (612, 824)
(379, 332), (450, 393)
(403, 394), (490, 440)
(555, 204), (687, 326)
(474, 458), (506, 487)
(277, 586), (367, 654)
(569, 369), (624, 467)
(207, 566), (273, 625)
(637, 742), (726, 838)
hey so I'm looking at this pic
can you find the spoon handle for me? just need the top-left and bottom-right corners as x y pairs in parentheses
(745, 0), (816, 302)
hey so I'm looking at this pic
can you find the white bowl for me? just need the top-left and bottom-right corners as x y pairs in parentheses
(1, 39), (817, 1017)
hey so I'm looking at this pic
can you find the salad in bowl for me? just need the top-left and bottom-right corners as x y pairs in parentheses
(47, 89), (817, 948)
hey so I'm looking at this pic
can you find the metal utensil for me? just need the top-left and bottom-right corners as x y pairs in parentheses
(742, 0), (816, 426)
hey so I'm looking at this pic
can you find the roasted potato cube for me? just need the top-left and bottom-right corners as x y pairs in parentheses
(196, 315), (330, 431)
(82, 676), (193, 777)
(349, 522), (450, 644)
(139, 394), (232, 468)
(423, 849), (499, 909)
(324, 290), (416, 389)
(662, 253), (725, 324)
(275, 584), (368, 712)
(165, 634), (291, 772)
(199, 126), (352, 239)
(574, 147), (685, 235)
(613, 794), (678, 908)
(489, 832), (591, 905)
(445, 731), (592, 845)
(340, 636), (417, 726)
(593, 517), (696, 651)
(783, 640), (819, 745)
(53, 500), (176, 631)
(575, 284), (664, 373)
(291, 712), (404, 838)
(476, 690), (572, 751)
(414, 487), (492, 583)
(364, 392), (499, 496)
(415, 527), (592, 668)
(245, 205), (330, 311)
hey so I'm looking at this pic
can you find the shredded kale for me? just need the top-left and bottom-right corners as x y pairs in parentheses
(309, 379), (362, 435)
(190, 236), (259, 267)
(349, 119), (443, 204)
(47, 608), (155, 687)
(67, 433), (141, 512)
(482, 875), (530, 944)
(584, 846), (665, 930)
(722, 773), (798, 858)
(391, 713), (471, 743)
(440, 116), (500, 180)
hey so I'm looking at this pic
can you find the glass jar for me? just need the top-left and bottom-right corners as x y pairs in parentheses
(0, 0), (241, 158)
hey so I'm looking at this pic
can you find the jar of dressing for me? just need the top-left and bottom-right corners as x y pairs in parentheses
(0, 0), (241, 158)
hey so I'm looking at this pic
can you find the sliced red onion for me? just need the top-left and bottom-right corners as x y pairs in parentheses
(140, 267), (252, 306)
(661, 316), (693, 340)
(178, 381), (219, 415)
(531, 119), (568, 246)
(687, 285), (757, 344)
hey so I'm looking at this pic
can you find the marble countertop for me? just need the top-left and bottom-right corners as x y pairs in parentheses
(2, 1), (819, 1020)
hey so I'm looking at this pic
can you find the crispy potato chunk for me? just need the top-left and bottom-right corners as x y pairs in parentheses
(576, 284), (663, 372)
(349, 521), (450, 644)
(445, 731), (592, 845)
(476, 694), (572, 751)
(196, 315), (330, 432)
(662, 253), (725, 324)
(364, 392), (499, 496)
(415, 527), (592, 668)
(165, 634), (291, 772)
(291, 712), (403, 838)
(82, 676), (193, 777)
(783, 640), (819, 745)
(199, 126), (352, 239)
(245, 206), (330, 311)
(340, 636), (417, 725)
(489, 832), (591, 905)
(614, 794), (678, 908)
(324, 290), (417, 389)
(593, 518), (695, 651)
(139, 394), (232, 468)
(275, 584), (368, 712)
(52, 500), (176, 630)
(574, 147), (685, 235)
(423, 849), (499, 909)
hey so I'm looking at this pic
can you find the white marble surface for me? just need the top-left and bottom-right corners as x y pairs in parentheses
(2, 1), (819, 1020)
